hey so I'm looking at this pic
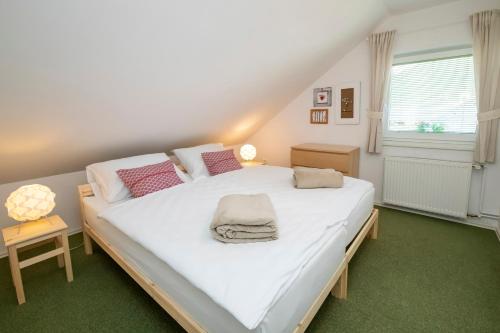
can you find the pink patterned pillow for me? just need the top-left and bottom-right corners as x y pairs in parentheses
(116, 160), (184, 197)
(201, 149), (242, 176)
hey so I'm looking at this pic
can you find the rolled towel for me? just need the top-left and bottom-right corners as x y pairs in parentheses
(211, 194), (278, 243)
(293, 166), (344, 189)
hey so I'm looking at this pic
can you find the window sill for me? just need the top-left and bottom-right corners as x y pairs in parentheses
(383, 136), (475, 151)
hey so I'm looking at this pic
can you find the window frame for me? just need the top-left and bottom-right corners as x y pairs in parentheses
(383, 46), (476, 150)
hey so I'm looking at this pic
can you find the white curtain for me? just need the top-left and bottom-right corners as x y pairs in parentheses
(471, 10), (500, 163)
(367, 30), (396, 153)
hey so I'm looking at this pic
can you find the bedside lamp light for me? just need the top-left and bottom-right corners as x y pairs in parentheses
(240, 144), (257, 161)
(5, 184), (56, 222)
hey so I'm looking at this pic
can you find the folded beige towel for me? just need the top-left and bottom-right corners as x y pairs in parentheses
(211, 194), (278, 243)
(293, 166), (344, 189)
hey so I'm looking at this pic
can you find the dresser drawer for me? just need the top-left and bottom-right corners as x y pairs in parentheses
(290, 143), (359, 177)
(291, 149), (350, 174)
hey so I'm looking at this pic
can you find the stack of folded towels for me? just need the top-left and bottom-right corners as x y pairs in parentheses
(293, 166), (344, 189)
(210, 194), (278, 243)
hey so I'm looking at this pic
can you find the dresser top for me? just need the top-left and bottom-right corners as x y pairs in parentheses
(291, 143), (359, 154)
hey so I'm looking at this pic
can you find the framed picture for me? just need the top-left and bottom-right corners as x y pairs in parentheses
(335, 82), (360, 125)
(310, 109), (328, 124)
(313, 87), (332, 107)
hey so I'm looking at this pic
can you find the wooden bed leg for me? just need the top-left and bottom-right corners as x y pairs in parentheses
(79, 184), (95, 255)
(370, 210), (379, 240)
(332, 265), (348, 299)
(83, 228), (93, 255)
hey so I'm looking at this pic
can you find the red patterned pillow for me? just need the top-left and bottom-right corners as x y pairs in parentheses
(201, 149), (242, 176)
(116, 160), (184, 197)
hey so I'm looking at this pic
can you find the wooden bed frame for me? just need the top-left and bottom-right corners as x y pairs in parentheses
(78, 184), (378, 333)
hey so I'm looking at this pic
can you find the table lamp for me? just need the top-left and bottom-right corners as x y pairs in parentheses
(5, 184), (56, 228)
(240, 144), (257, 161)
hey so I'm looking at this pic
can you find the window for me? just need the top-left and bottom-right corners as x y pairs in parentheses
(387, 51), (477, 135)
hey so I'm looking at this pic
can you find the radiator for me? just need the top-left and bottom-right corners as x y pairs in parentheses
(383, 157), (472, 218)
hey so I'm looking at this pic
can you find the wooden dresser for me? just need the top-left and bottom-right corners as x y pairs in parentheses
(291, 143), (360, 177)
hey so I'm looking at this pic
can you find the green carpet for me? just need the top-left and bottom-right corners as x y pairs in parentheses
(1, 207), (499, 332)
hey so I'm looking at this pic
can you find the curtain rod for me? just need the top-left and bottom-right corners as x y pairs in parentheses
(366, 19), (469, 40)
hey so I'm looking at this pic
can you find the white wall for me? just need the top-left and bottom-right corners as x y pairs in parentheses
(0, 171), (87, 256)
(249, 0), (500, 217)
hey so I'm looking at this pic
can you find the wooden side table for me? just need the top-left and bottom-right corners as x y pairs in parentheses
(1, 215), (73, 304)
(241, 160), (266, 167)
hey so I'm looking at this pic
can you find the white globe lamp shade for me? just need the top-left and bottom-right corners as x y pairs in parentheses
(240, 144), (257, 161)
(5, 184), (56, 222)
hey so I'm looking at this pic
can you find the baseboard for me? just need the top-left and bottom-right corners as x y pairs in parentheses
(0, 226), (83, 259)
(375, 202), (500, 242)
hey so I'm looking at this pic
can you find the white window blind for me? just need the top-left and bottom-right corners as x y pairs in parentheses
(388, 55), (477, 134)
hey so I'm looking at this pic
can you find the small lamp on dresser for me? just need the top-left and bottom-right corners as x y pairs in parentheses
(240, 144), (257, 161)
(3, 184), (73, 304)
(240, 144), (266, 166)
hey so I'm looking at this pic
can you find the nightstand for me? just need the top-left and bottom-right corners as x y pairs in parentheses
(241, 160), (266, 167)
(2, 215), (73, 304)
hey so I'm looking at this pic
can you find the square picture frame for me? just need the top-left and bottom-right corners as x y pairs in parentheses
(313, 87), (332, 107)
(335, 82), (360, 125)
(310, 109), (328, 124)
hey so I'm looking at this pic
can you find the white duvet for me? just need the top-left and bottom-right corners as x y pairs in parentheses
(99, 166), (373, 329)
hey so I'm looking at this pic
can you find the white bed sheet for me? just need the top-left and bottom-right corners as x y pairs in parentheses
(84, 195), (346, 333)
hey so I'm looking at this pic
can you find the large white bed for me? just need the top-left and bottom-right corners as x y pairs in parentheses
(79, 165), (377, 333)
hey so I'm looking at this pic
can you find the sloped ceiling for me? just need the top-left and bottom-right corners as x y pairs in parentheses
(0, 0), (389, 183)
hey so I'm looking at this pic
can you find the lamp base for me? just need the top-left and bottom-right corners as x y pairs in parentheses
(241, 160), (266, 167)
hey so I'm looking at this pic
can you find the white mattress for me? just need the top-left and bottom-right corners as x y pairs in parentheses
(83, 167), (373, 332)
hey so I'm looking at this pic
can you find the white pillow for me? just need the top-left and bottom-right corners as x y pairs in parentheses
(89, 182), (104, 202)
(86, 153), (190, 203)
(173, 143), (224, 179)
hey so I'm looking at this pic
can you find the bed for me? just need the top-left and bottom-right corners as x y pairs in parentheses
(79, 165), (378, 333)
